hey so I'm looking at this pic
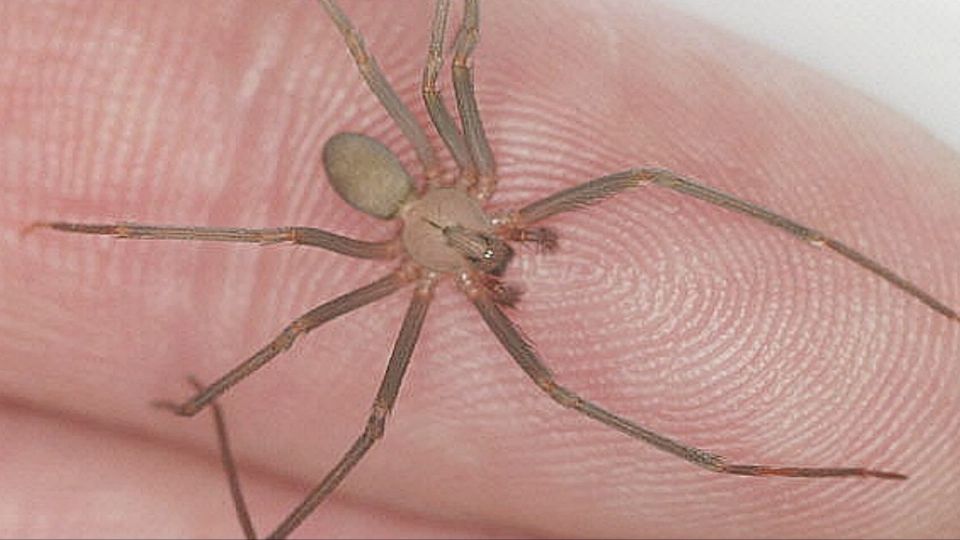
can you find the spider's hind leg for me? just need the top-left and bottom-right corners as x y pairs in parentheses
(186, 376), (257, 540)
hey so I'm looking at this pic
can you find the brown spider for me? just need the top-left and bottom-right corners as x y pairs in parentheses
(19, 1), (960, 538)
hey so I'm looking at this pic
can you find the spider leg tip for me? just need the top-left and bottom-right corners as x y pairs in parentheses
(20, 221), (51, 237)
(149, 398), (193, 417)
(871, 470), (908, 480)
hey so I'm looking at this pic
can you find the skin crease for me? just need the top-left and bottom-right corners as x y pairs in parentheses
(1, 0), (959, 538)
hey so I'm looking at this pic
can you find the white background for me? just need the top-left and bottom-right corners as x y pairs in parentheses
(667, 0), (960, 153)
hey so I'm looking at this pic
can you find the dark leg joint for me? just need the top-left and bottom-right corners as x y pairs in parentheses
(364, 404), (389, 441)
(509, 226), (559, 253)
(150, 375), (210, 417)
(539, 380), (581, 409)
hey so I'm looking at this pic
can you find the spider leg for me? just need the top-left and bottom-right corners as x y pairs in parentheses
(26, 222), (399, 259)
(422, 0), (476, 185)
(186, 376), (257, 539)
(503, 167), (959, 322)
(462, 275), (907, 480)
(153, 270), (412, 417)
(451, 0), (497, 200)
(499, 225), (560, 253)
(318, 0), (441, 181)
(267, 279), (434, 539)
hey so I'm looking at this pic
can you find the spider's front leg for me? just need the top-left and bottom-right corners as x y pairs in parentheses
(450, 0), (496, 199)
(318, 0), (440, 182)
(496, 167), (959, 322)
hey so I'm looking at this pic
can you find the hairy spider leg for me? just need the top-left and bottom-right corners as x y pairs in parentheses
(270, 280), (434, 539)
(318, 0), (441, 182)
(24, 220), (413, 415)
(422, 0), (476, 183)
(451, 0), (497, 200)
(500, 168), (958, 321)
(462, 274), (906, 480)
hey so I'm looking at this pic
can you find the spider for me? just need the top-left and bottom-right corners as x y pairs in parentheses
(19, 0), (959, 538)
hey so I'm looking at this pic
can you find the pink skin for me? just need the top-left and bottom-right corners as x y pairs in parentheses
(2, 1), (958, 538)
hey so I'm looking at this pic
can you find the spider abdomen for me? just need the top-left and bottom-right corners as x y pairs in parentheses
(323, 132), (415, 219)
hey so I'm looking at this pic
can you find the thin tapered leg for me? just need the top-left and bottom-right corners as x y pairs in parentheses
(155, 270), (412, 417)
(188, 376), (257, 540)
(318, 0), (440, 180)
(500, 167), (959, 322)
(462, 274), (906, 480)
(27, 222), (398, 259)
(266, 279), (434, 539)
(451, 0), (497, 200)
(422, 0), (475, 185)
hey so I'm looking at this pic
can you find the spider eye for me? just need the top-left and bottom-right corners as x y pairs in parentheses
(476, 237), (514, 276)
(323, 132), (414, 219)
(440, 224), (514, 275)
